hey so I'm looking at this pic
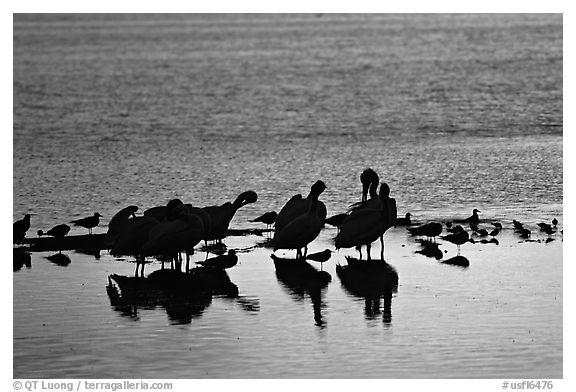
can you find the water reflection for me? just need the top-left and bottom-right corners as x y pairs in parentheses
(13, 249), (31, 272)
(106, 266), (259, 324)
(75, 248), (101, 260)
(336, 257), (398, 324)
(45, 253), (71, 266)
(441, 256), (470, 268)
(271, 254), (330, 328)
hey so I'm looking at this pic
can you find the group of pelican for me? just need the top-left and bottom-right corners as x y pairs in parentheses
(103, 191), (257, 275)
(268, 168), (397, 262)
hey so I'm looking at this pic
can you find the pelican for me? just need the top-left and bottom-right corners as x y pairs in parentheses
(348, 169), (380, 212)
(104, 205), (140, 248)
(109, 215), (159, 276)
(335, 183), (396, 261)
(272, 181), (326, 259)
(71, 212), (102, 235)
(275, 181), (327, 233)
(13, 214), (32, 244)
(143, 200), (205, 273)
(359, 168), (379, 203)
(197, 250), (238, 269)
(202, 190), (258, 244)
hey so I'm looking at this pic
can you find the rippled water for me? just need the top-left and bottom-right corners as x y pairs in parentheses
(13, 14), (562, 378)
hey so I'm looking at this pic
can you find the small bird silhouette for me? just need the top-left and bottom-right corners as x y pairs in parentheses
(38, 224), (71, 238)
(455, 209), (481, 224)
(250, 211), (277, 231)
(552, 218), (558, 226)
(395, 212), (413, 226)
(441, 229), (470, 255)
(512, 220), (524, 231)
(71, 213), (102, 235)
(305, 249), (332, 271)
(197, 250), (238, 270)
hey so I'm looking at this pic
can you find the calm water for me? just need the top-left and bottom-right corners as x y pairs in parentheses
(13, 14), (562, 378)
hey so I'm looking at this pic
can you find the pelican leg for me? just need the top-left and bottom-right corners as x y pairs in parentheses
(304, 246), (308, 258)
(367, 244), (372, 261)
(380, 235), (385, 261)
(134, 261), (139, 277)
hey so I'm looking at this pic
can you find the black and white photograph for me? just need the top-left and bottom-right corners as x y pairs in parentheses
(10, 6), (568, 387)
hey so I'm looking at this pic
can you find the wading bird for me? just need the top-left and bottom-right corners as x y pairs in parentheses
(13, 214), (32, 244)
(71, 213), (102, 235)
(272, 181), (326, 259)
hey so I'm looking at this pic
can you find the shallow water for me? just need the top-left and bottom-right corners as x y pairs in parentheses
(13, 14), (562, 378)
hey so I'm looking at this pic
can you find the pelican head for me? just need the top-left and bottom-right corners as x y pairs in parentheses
(310, 180), (327, 197)
(360, 168), (379, 202)
(379, 182), (390, 198)
(233, 190), (258, 208)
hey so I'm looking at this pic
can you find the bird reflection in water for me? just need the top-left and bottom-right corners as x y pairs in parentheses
(46, 252), (71, 266)
(106, 266), (259, 324)
(336, 257), (398, 324)
(13, 249), (31, 271)
(271, 254), (330, 328)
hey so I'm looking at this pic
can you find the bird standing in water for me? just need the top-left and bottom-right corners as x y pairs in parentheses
(13, 214), (32, 244)
(275, 181), (328, 233)
(306, 249), (332, 271)
(441, 227), (470, 256)
(272, 181), (327, 259)
(202, 190), (258, 244)
(250, 211), (277, 232)
(71, 213), (102, 235)
(455, 209), (481, 224)
(335, 183), (396, 261)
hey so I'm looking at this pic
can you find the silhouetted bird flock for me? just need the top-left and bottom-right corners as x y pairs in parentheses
(14, 167), (561, 275)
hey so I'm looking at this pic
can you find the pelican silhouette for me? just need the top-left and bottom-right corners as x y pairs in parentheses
(275, 181), (328, 233)
(348, 170), (380, 212)
(272, 181), (326, 259)
(13, 214), (31, 244)
(71, 212), (102, 235)
(143, 200), (205, 273)
(104, 205), (141, 248)
(335, 183), (396, 261)
(202, 190), (258, 244)
(359, 168), (379, 204)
